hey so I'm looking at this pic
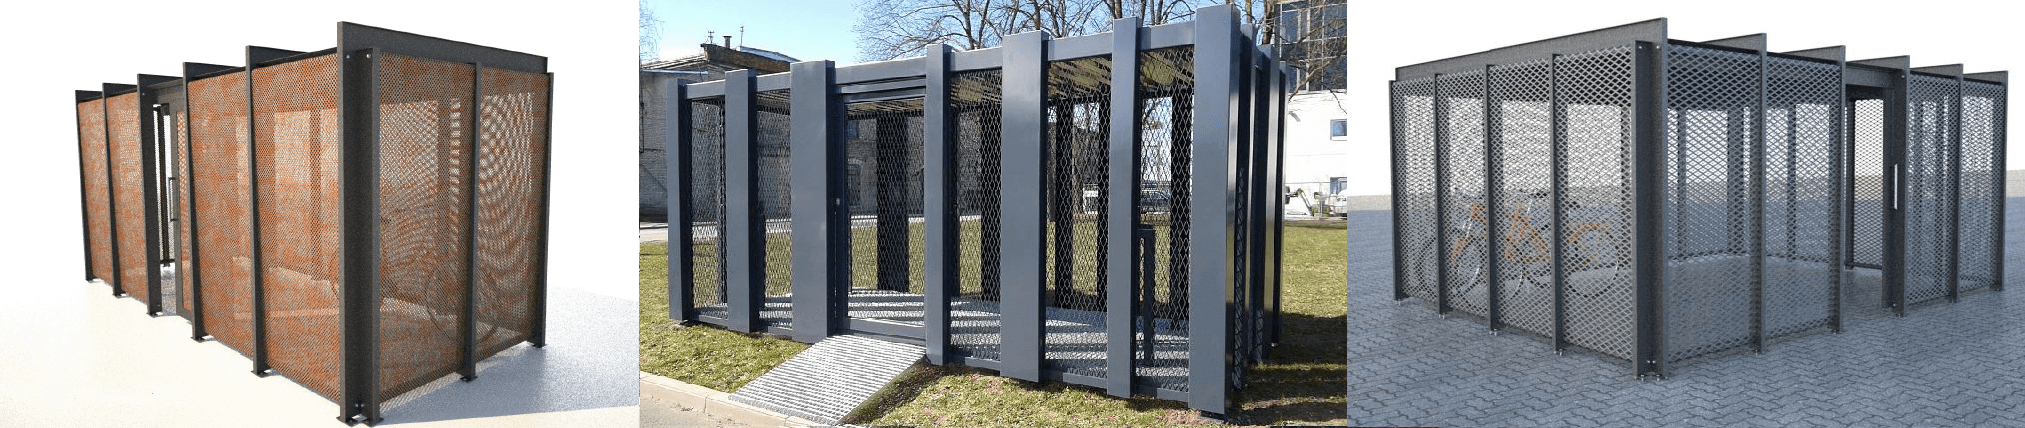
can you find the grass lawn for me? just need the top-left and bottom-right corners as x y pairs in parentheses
(639, 219), (1348, 425)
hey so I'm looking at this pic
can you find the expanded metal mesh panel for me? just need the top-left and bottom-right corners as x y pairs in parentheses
(1958, 82), (2004, 290)
(1849, 99), (1885, 267)
(1138, 46), (1192, 391)
(372, 53), (473, 400)
(1661, 44), (1757, 362)
(843, 98), (926, 310)
(474, 67), (549, 358)
(80, 99), (115, 286)
(189, 72), (255, 356)
(176, 109), (195, 317)
(1391, 77), (1439, 304)
(1043, 55), (1110, 378)
(1436, 71), (1490, 318)
(1554, 46), (1635, 360)
(951, 69), (1003, 361)
(109, 93), (148, 302)
(757, 89), (794, 326)
(689, 99), (727, 311)
(253, 54), (345, 400)
(1488, 59), (1555, 336)
(1761, 57), (1840, 338)
(1903, 75), (1957, 306)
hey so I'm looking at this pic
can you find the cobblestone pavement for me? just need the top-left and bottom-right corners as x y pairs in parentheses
(1344, 197), (2025, 427)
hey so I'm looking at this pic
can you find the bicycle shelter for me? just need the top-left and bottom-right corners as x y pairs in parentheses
(1387, 19), (2006, 377)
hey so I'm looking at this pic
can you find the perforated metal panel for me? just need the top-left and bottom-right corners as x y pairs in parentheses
(188, 72), (255, 356)
(474, 67), (549, 358)
(1437, 70), (1491, 318)
(1849, 99), (1885, 268)
(80, 99), (115, 287)
(372, 53), (472, 400)
(1391, 76), (1439, 304)
(688, 98), (728, 316)
(1488, 58), (1556, 336)
(1660, 44), (1757, 363)
(1903, 75), (1956, 306)
(109, 93), (149, 302)
(1555, 46), (1636, 361)
(1957, 81), (2004, 291)
(253, 54), (345, 400)
(1761, 56), (1840, 339)
(756, 89), (795, 327)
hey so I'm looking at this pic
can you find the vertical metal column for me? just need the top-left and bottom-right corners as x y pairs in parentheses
(1266, 62), (1288, 348)
(1882, 64), (1909, 316)
(1389, 81), (1409, 301)
(723, 70), (763, 332)
(1947, 74), (1963, 303)
(179, 64), (213, 342)
(1102, 18), (1141, 398)
(531, 71), (555, 348)
(460, 63), (484, 381)
(1751, 48), (1768, 353)
(998, 30), (1046, 382)
(1186, 4), (1238, 415)
(667, 81), (694, 321)
(78, 91), (99, 283)
(137, 78), (167, 316)
(923, 44), (955, 365)
(245, 49), (271, 377)
(1482, 64), (1503, 332)
(1632, 41), (1668, 378)
(1548, 54), (1568, 352)
(789, 60), (839, 344)
(102, 84), (124, 298)
(1992, 76), (2009, 292)
(339, 47), (386, 426)
(1431, 72), (1451, 315)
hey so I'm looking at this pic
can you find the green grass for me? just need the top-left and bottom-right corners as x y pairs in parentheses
(639, 219), (1349, 425)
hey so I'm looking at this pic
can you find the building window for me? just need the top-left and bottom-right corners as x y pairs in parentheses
(1329, 119), (1347, 140)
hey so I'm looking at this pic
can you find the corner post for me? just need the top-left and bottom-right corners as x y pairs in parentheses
(1186, 4), (1240, 415)
(245, 48), (272, 378)
(459, 63), (484, 381)
(667, 81), (694, 321)
(339, 46), (387, 426)
(137, 83), (165, 316)
(923, 44), (956, 365)
(723, 70), (763, 332)
(789, 60), (839, 344)
(1632, 41), (1669, 378)
(1548, 54), (1568, 352)
(1102, 18), (1142, 397)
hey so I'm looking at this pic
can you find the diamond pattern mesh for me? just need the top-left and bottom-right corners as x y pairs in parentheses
(473, 67), (549, 358)
(1042, 55), (1111, 378)
(1661, 44), (1757, 362)
(109, 93), (149, 303)
(1957, 81), (2004, 290)
(1488, 58), (1555, 336)
(1849, 99), (1885, 268)
(951, 68), (1004, 361)
(253, 54), (345, 400)
(80, 99), (115, 287)
(754, 90), (795, 327)
(1138, 46), (1192, 390)
(371, 53), (472, 400)
(1391, 77), (1438, 304)
(188, 72), (255, 356)
(1761, 56), (1840, 339)
(1553, 46), (1637, 361)
(844, 98), (926, 305)
(1902, 75), (1957, 306)
(1437, 70), (1490, 318)
(688, 98), (727, 315)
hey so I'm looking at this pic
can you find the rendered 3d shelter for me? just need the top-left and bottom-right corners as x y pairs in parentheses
(1386, 19), (2005, 377)
(74, 22), (552, 426)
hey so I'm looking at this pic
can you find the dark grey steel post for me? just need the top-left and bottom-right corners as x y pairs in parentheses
(1389, 80), (1409, 301)
(1883, 65), (1909, 316)
(723, 70), (763, 332)
(245, 48), (271, 377)
(339, 47), (386, 426)
(1431, 72), (1451, 315)
(667, 81), (694, 321)
(1993, 76), (2008, 293)
(1828, 49), (1847, 331)
(1266, 62), (1288, 348)
(1186, 4), (1238, 415)
(1631, 41), (1668, 378)
(531, 71), (555, 349)
(1482, 64), (1503, 332)
(1102, 17), (1140, 398)
(1751, 47), (1767, 353)
(78, 92), (99, 283)
(1947, 74), (1962, 303)
(178, 65), (211, 342)
(460, 63), (484, 381)
(998, 30), (1046, 382)
(1548, 54), (1568, 352)
(924, 43), (955, 365)
(789, 60), (839, 344)
(102, 85), (123, 299)
(137, 82), (166, 316)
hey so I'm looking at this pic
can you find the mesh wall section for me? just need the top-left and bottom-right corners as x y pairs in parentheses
(1958, 81), (2004, 290)
(80, 99), (115, 286)
(1043, 55), (1111, 378)
(640, 72), (673, 219)
(1661, 44), (1757, 363)
(176, 109), (195, 317)
(372, 53), (473, 400)
(1849, 99), (1885, 267)
(109, 93), (148, 303)
(1488, 58), (1555, 336)
(1761, 57), (1840, 339)
(189, 72), (255, 356)
(1555, 46), (1636, 361)
(1391, 77), (1439, 304)
(1436, 71), (1490, 318)
(253, 54), (346, 400)
(689, 98), (727, 318)
(843, 98), (926, 322)
(1903, 75), (1957, 306)
(756, 89), (794, 326)
(951, 69), (1003, 362)
(1139, 46), (1192, 391)
(474, 67), (549, 358)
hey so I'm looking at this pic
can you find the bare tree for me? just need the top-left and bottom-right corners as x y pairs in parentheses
(641, 0), (664, 63)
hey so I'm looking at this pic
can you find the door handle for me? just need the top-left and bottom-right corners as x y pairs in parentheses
(1891, 163), (1901, 210)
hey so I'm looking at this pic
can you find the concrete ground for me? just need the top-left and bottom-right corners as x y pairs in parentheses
(0, 279), (639, 427)
(640, 392), (738, 427)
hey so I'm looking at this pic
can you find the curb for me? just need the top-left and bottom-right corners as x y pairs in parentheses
(638, 372), (825, 427)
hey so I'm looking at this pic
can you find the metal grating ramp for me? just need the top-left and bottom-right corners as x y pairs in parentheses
(727, 334), (924, 425)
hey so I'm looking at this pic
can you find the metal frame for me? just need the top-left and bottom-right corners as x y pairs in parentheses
(666, 5), (1283, 416)
(1386, 19), (2007, 378)
(74, 24), (550, 427)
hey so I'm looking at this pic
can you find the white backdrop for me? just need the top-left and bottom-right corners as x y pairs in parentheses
(1337, 0), (2021, 196)
(0, 0), (639, 303)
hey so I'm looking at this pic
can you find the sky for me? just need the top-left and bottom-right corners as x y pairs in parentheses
(645, 0), (863, 65)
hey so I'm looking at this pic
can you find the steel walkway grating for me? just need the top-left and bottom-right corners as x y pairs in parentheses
(728, 334), (924, 425)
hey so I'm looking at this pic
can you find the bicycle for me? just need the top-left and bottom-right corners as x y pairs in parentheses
(1404, 189), (1628, 304)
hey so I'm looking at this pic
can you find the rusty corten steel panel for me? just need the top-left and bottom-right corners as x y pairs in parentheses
(375, 53), (473, 400)
(108, 93), (148, 304)
(253, 54), (346, 401)
(189, 71), (256, 357)
(176, 109), (194, 315)
(80, 99), (115, 287)
(473, 67), (548, 358)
